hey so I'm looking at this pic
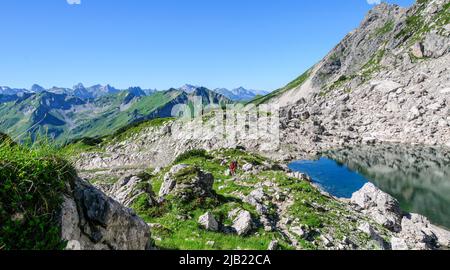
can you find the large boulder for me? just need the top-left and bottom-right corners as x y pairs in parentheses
(60, 178), (152, 250)
(423, 31), (450, 58)
(351, 183), (402, 232)
(198, 212), (219, 232)
(159, 164), (215, 201)
(159, 164), (188, 197)
(230, 209), (253, 236)
(369, 80), (403, 94)
(106, 174), (157, 208)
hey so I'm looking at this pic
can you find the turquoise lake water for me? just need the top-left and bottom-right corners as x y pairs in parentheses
(288, 145), (450, 229)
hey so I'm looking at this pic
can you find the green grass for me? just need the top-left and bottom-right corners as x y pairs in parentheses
(394, 0), (431, 43)
(130, 147), (366, 250)
(215, 148), (267, 166)
(109, 117), (175, 142)
(250, 69), (311, 105)
(0, 141), (75, 250)
(60, 117), (176, 157)
(374, 20), (395, 38)
(128, 148), (293, 250)
(434, 2), (450, 29)
(137, 194), (286, 250)
(361, 49), (386, 79)
(174, 149), (212, 164)
(0, 132), (16, 146)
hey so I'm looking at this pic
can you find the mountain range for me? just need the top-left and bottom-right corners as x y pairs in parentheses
(0, 85), (233, 143)
(0, 83), (267, 102)
(178, 84), (268, 101)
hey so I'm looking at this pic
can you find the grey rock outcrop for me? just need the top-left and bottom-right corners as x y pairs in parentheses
(352, 183), (450, 250)
(357, 222), (388, 250)
(268, 240), (279, 250)
(198, 212), (219, 232)
(423, 30), (450, 58)
(351, 183), (402, 232)
(60, 178), (152, 250)
(230, 209), (253, 236)
(159, 164), (189, 197)
(159, 164), (215, 201)
(105, 174), (157, 208)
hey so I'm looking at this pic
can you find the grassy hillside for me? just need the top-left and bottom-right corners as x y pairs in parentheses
(61, 117), (176, 156)
(249, 69), (311, 106)
(68, 91), (177, 140)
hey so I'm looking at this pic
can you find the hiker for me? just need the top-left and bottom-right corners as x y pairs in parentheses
(229, 160), (238, 176)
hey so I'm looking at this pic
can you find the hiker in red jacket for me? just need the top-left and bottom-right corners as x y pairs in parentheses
(229, 160), (238, 176)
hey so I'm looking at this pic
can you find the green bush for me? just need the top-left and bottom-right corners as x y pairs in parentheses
(174, 149), (211, 164)
(0, 142), (75, 250)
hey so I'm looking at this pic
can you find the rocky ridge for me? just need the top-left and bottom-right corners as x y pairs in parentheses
(276, 0), (450, 156)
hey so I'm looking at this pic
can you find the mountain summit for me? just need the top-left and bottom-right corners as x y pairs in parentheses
(215, 87), (269, 101)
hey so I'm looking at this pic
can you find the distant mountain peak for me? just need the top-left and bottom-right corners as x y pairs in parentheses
(214, 87), (268, 101)
(179, 84), (200, 93)
(31, 84), (45, 93)
(73, 83), (86, 89)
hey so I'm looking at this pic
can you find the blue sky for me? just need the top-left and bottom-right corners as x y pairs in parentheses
(0, 0), (414, 91)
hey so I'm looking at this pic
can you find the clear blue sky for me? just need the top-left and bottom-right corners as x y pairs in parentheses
(0, 0), (414, 91)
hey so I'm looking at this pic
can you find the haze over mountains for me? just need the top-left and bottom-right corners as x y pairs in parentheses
(0, 83), (267, 102)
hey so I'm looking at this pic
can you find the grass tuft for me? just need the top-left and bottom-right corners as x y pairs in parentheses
(0, 140), (75, 250)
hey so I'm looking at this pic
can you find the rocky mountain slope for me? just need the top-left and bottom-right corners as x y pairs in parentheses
(252, 0), (450, 156)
